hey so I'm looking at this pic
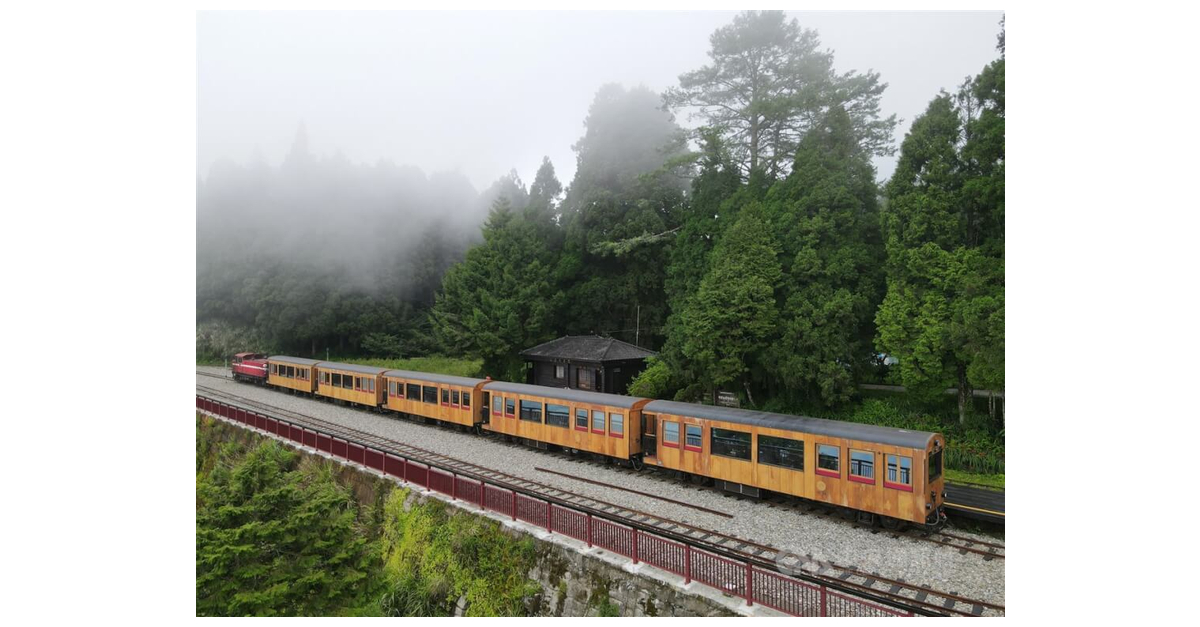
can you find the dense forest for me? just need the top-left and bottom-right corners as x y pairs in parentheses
(198, 12), (1004, 469)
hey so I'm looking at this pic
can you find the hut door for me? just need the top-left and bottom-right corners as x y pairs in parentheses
(642, 414), (658, 458)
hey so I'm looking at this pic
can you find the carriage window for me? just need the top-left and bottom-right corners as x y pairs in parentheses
(663, 421), (679, 445)
(331, 373), (340, 387)
(407, 383), (419, 399)
(929, 449), (943, 481)
(505, 398), (515, 416)
(887, 455), (913, 487)
(592, 410), (605, 432)
(451, 390), (460, 406)
(441, 389), (450, 405)
(271, 364), (277, 375)
(388, 381), (396, 397)
(520, 400), (543, 423)
(610, 413), (623, 437)
(462, 392), (470, 408)
(369, 378), (375, 392)
(576, 408), (588, 429)
(684, 425), (702, 450)
(758, 435), (804, 471)
(423, 386), (437, 403)
(397, 381), (405, 398)
(711, 428), (751, 460)
(493, 396), (503, 414)
(547, 404), (570, 428)
(850, 449), (875, 482)
(818, 445), (840, 475)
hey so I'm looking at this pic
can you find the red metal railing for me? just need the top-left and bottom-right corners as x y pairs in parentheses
(198, 394), (913, 617)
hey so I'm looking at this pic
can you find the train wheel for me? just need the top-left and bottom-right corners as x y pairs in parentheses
(631, 456), (644, 471)
(880, 516), (904, 531)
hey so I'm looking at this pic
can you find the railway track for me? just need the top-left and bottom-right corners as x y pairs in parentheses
(195, 377), (1004, 616)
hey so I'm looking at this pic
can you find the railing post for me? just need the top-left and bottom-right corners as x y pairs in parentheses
(511, 490), (517, 521)
(546, 501), (553, 533)
(452, 475), (458, 501)
(685, 546), (692, 584)
(745, 563), (753, 606)
(586, 513), (593, 547)
(480, 482), (486, 509)
(820, 586), (828, 617)
(632, 529), (639, 564)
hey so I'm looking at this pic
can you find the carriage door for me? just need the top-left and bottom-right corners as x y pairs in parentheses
(481, 391), (490, 424)
(642, 414), (658, 458)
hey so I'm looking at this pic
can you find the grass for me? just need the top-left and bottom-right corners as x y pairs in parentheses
(339, 356), (483, 378)
(194, 355), (483, 378)
(945, 468), (1005, 490)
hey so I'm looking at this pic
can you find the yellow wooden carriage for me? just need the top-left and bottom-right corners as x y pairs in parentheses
(267, 356), (319, 393)
(315, 362), (387, 408)
(383, 370), (488, 427)
(482, 381), (650, 460)
(641, 400), (944, 525)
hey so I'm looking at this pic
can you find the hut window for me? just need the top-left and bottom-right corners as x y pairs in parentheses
(555, 364), (566, 379)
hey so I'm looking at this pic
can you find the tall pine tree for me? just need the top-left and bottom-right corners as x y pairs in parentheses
(762, 105), (885, 406)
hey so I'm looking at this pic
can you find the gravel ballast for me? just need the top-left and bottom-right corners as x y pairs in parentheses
(196, 368), (1004, 606)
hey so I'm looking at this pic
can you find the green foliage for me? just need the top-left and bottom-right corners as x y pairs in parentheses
(877, 45), (1006, 424)
(196, 422), (384, 616)
(678, 204), (781, 396)
(557, 84), (689, 348)
(196, 417), (542, 616)
(430, 196), (563, 381)
(664, 10), (898, 178)
(760, 105), (885, 407)
(378, 492), (539, 616)
(335, 356), (483, 378)
(625, 356), (674, 398)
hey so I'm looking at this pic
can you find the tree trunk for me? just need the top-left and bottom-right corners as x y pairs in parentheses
(957, 364), (971, 425)
(743, 380), (757, 409)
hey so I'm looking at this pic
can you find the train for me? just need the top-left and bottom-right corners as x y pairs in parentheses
(229, 352), (947, 529)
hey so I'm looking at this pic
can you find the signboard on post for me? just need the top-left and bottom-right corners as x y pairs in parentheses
(716, 391), (739, 408)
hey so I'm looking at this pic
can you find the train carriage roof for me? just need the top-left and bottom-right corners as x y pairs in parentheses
(643, 400), (937, 449)
(315, 361), (389, 375)
(269, 355), (321, 366)
(384, 370), (485, 387)
(483, 381), (644, 409)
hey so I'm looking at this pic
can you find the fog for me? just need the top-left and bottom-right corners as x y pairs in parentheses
(196, 10), (1003, 358)
(198, 11), (1003, 189)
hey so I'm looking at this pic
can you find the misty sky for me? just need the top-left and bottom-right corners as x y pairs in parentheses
(198, 11), (1003, 191)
